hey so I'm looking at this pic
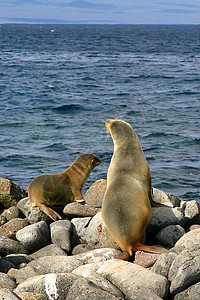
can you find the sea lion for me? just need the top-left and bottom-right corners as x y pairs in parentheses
(102, 119), (168, 261)
(28, 153), (101, 221)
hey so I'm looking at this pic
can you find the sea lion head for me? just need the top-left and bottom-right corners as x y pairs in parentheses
(78, 153), (101, 169)
(106, 119), (135, 145)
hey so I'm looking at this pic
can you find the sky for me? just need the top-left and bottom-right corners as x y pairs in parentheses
(0, 0), (200, 24)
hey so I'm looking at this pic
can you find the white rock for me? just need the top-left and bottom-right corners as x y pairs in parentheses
(174, 228), (200, 253)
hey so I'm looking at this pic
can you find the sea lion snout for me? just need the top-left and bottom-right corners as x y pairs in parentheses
(93, 156), (102, 167)
(105, 119), (113, 129)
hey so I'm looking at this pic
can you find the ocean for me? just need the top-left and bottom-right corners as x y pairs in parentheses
(0, 24), (199, 201)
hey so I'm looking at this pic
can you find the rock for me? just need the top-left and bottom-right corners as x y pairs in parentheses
(189, 224), (200, 231)
(154, 225), (186, 248)
(15, 273), (80, 299)
(0, 218), (29, 240)
(66, 276), (124, 300)
(27, 255), (83, 275)
(182, 200), (200, 226)
(84, 179), (107, 206)
(5, 254), (33, 266)
(0, 258), (16, 273)
(7, 268), (18, 279)
(151, 252), (177, 278)
(72, 244), (93, 255)
(174, 228), (200, 253)
(174, 282), (200, 300)
(147, 207), (185, 235)
(75, 248), (122, 264)
(0, 178), (27, 208)
(84, 212), (102, 246)
(30, 244), (67, 260)
(16, 273), (117, 300)
(152, 187), (180, 207)
(168, 244), (200, 295)
(134, 251), (161, 268)
(73, 266), (125, 298)
(17, 197), (52, 224)
(0, 272), (16, 289)
(16, 221), (50, 252)
(98, 222), (121, 251)
(0, 215), (7, 226)
(2, 206), (24, 220)
(63, 202), (101, 218)
(15, 291), (46, 300)
(50, 219), (72, 253)
(0, 235), (29, 255)
(0, 288), (21, 299)
(71, 216), (91, 240)
(16, 266), (38, 284)
(97, 259), (169, 299)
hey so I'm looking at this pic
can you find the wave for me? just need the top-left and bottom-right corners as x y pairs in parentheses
(52, 104), (88, 114)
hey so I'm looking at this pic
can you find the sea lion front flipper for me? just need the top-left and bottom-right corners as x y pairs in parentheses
(38, 204), (62, 221)
(117, 250), (133, 261)
(133, 242), (169, 254)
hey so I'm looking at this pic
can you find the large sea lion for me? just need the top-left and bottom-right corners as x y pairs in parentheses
(102, 119), (167, 261)
(28, 153), (101, 221)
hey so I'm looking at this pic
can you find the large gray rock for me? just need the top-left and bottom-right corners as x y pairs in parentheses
(154, 225), (186, 248)
(75, 248), (121, 264)
(84, 179), (107, 207)
(15, 291), (46, 300)
(151, 252), (177, 278)
(174, 282), (200, 300)
(28, 255), (83, 275)
(30, 244), (67, 260)
(168, 245), (200, 295)
(0, 218), (29, 240)
(84, 212), (102, 246)
(97, 259), (169, 299)
(16, 265), (38, 284)
(182, 200), (200, 226)
(50, 219), (72, 253)
(66, 276), (124, 300)
(17, 197), (52, 224)
(152, 187), (180, 207)
(0, 178), (27, 208)
(0, 289), (21, 300)
(16, 221), (50, 252)
(0, 272), (16, 289)
(63, 202), (101, 218)
(73, 267), (124, 298)
(0, 235), (29, 256)
(147, 207), (185, 235)
(174, 228), (200, 253)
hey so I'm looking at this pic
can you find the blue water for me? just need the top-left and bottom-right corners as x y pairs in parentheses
(0, 25), (199, 201)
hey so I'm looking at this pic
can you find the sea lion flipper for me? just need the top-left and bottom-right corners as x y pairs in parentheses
(38, 204), (62, 221)
(117, 250), (132, 261)
(133, 242), (169, 254)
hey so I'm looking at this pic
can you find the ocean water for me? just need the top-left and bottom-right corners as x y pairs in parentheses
(0, 24), (199, 201)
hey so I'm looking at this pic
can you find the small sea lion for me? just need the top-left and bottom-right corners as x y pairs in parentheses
(102, 119), (168, 261)
(28, 153), (101, 221)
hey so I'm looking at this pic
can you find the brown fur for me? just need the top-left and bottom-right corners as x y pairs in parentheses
(102, 119), (168, 261)
(28, 153), (101, 221)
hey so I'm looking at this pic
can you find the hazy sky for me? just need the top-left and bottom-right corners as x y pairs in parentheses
(1, 0), (200, 24)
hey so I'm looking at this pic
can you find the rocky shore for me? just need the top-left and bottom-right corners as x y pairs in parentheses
(0, 177), (200, 299)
